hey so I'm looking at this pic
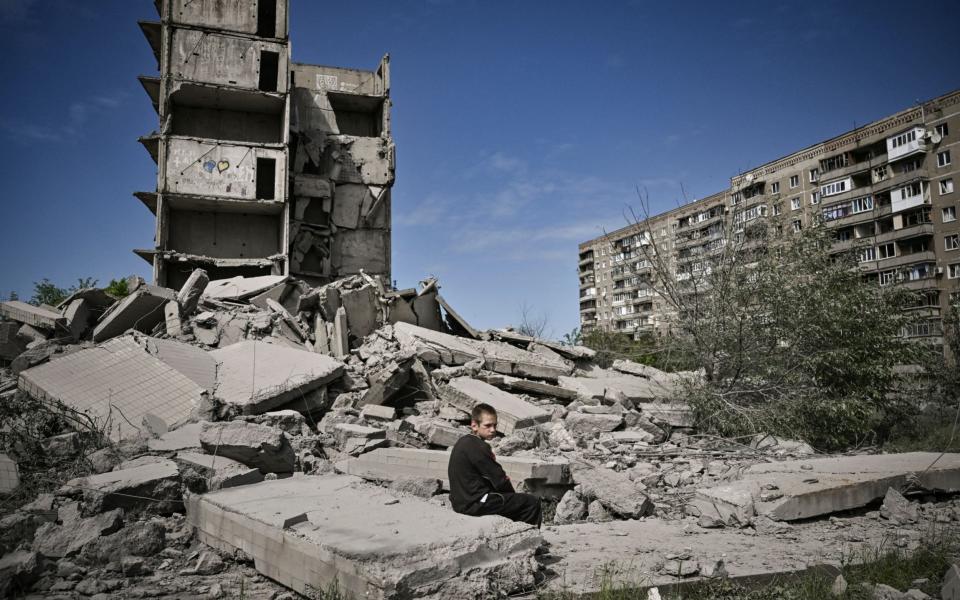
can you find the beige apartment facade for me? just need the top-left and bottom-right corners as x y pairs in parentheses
(579, 89), (960, 349)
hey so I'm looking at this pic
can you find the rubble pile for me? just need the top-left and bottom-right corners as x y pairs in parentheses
(1, 270), (960, 598)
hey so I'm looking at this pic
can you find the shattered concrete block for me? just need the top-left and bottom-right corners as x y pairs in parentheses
(571, 464), (654, 519)
(553, 490), (587, 524)
(0, 300), (66, 331)
(338, 447), (569, 489)
(62, 459), (182, 514)
(0, 550), (46, 598)
(163, 300), (182, 336)
(313, 314), (330, 355)
(92, 285), (177, 342)
(412, 292), (443, 330)
(18, 335), (205, 441)
(0, 453), (20, 495)
(360, 404), (396, 421)
(335, 423), (388, 455)
(879, 487), (918, 524)
(176, 268), (209, 316)
(558, 374), (668, 404)
(187, 475), (542, 599)
(140, 335), (218, 391)
(0, 321), (26, 361)
(485, 374), (579, 402)
(174, 451), (264, 490)
(199, 421), (296, 474)
(565, 411), (623, 438)
(147, 422), (204, 452)
(16, 323), (48, 344)
(332, 306), (349, 357)
(697, 452), (960, 522)
(387, 295), (418, 326)
(424, 421), (468, 448)
(943, 564), (960, 600)
(63, 298), (92, 341)
(441, 377), (551, 435)
(10, 338), (65, 376)
(389, 477), (442, 499)
(203, 275), (289, 301)
(360, 358), (412, 407)
(341, 285), (380, 338)
(32, 508), (123, 558)
(436, 294), (479, 339)
(330, 229), (389, 276)
(211, 340), (344, 414)
(640, 402), (695, 428)
(394, 322), (572, 381)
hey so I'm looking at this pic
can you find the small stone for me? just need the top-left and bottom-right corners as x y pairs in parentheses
(388, 477), (441, 499)
(831, 574), (848, 596)
(553, 490), (587, 524)
(660, 558), (699, 577)
(872, 583), (905, 599)
(880, 488), (918, 525)
(903, 589), (931, 599)
(121, 557), (148, 576)
(193, 550), (225, 576)
(587, 500), (612, 522)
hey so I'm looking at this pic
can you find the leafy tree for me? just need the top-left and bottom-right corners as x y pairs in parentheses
(622, 197), (930, 450)
(29, 277), (101, 307)
(104, 278), (130, 298)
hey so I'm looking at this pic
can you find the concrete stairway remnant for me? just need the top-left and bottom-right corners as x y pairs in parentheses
(211, 340), (344, 414)
(694, 452), (960, 522)
(187, 475), (543, 599)
(18, 335), (205, 441)
(440, 377), (552, 434)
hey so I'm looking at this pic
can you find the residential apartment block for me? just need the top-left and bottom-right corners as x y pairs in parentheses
(579, 89), (960, 349)
(135, 0), (394, 289)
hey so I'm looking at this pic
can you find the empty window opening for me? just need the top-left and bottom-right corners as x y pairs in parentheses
(258, 50), (279, 92)
(328, 92), (383, 137)
(256, 157), (276, 199)
(257, 0), (277, 38)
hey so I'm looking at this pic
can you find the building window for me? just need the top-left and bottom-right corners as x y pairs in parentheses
(789, 175), (799, 189)
(899, 158), (922, 174)
(942, 179), (955, 195)
(938, 150), (952, 167)
(791, 197), (801, 211)
(879, 270), (895, 286)
(821, 178), (850, 197)
(771, 181), (780, 194)
(947, 234), (960, 251)
(873, 165), (889, 183)
(851, 195), (874, 213)
(731, 192), (742, 206)
(773, 204), (782, 216)
(810, 191), (819, 205)
(890, 129), (918, 149)
(944, 206), (957, 223)
(936, 123), (949, 138)
(949, 263), (960, 279)
(858, 247), (876, 262)
(809, 168), (819, 183)
(877, 242), (896, 260)
(792, 219), (802, 233)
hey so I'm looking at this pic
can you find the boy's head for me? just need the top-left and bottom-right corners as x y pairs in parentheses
(470, 403), (498, 440)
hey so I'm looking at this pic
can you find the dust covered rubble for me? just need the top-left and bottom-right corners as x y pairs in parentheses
(2, 271), (959, 597)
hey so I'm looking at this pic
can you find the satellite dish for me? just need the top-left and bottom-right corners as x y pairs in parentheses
(931, 132), (943, 144)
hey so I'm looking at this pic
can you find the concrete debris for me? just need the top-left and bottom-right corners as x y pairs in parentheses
(0, 453), (20, 494)
(943, 564), (960, 600)
(188, 475), (542, 598)
(9, 270), (959, 599)
(0, 300), (67, 332)
(92, 284), (177, 342)
(211, 340), (344, 414)
(199, 421), (296, 474)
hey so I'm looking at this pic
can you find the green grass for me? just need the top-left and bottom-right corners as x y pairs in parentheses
(536, 530), (958, 600)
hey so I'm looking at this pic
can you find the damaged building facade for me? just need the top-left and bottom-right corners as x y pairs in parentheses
(580, 89), (960, 351)
(135, 0), (394, 289)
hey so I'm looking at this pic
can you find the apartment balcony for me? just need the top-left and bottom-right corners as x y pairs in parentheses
(820, 153), (888, 182)
(580, 305), (597, 314)
(861, 250), (937, 272)
(891, 187), (931, 214)
(579, 255), (595, 267)
(579, 279), (595, 289)
(164, 0), (290, 40)
(902, 300), (941, 315)
(887, 127), (929, 162)
(579, 265), (594, 275)
(159, 136), (287, 201)
(874, 223), (934, 245)
(823, 203), (891, 228)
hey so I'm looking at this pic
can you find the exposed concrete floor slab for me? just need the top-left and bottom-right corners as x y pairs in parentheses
(92, 286), (176, 342)
(542, 512), (959, 594)
(18, 335), (204, 441)
(211, 341), (344, 414)
(187, 474), (542, 599)
(441, 377), (551, 434)
(204, 275), (289, 301)
(697, 452), (960, 521)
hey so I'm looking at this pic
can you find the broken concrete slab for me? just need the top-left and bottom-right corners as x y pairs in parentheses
(10, 338), (68, 376)
(696, 452), (960, 522)
(18, 335), (204, 441)
(332, 306), (349, 357)
(436, 294), (479, 339)
(32, 508), (123, 558)
(211, 340), (344, 414)
(203, 275), (289, 301)
(140, 335), (218, 392)
(174, 451), (264, 490)
(62, 459), (181, 514)
(341, 285), (380, 339)
(0, 300), (66, 331)
(334, 423), (389, 455)
(0, 321), (26, 361)
(424, 420), (468, 448)
(484, 373), (579, 402)
(163, 300), (181, 336)
(640, 402), (695, 428)
(62, 298), (92, 341)
(338, 447), (570, 489)
(571, 464), (654, 519)
(359, 404), (395, 421)
(0, 453), (20, 494)
(199, 421), (295, 474)
(359, 357), (412, 407)
(441, 377), (551, 435)
(558, 374), (669, 404)
(565, 411), (623, 438)
(187, 475), (542, 599)
(394, 322), (573, 381)
(177, 268), (209, 315)
(92, 285), (177, 342)
(879, 487), (918, 525)
(146, 422), (203, 452)
(0, 550), (46, 598)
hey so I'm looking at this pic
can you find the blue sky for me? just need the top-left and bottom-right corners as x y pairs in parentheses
(1, 1), (958, 339)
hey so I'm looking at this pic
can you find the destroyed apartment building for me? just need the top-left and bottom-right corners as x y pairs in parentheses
(135, 0), (393, 289)
(2, 2), (960, 599)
